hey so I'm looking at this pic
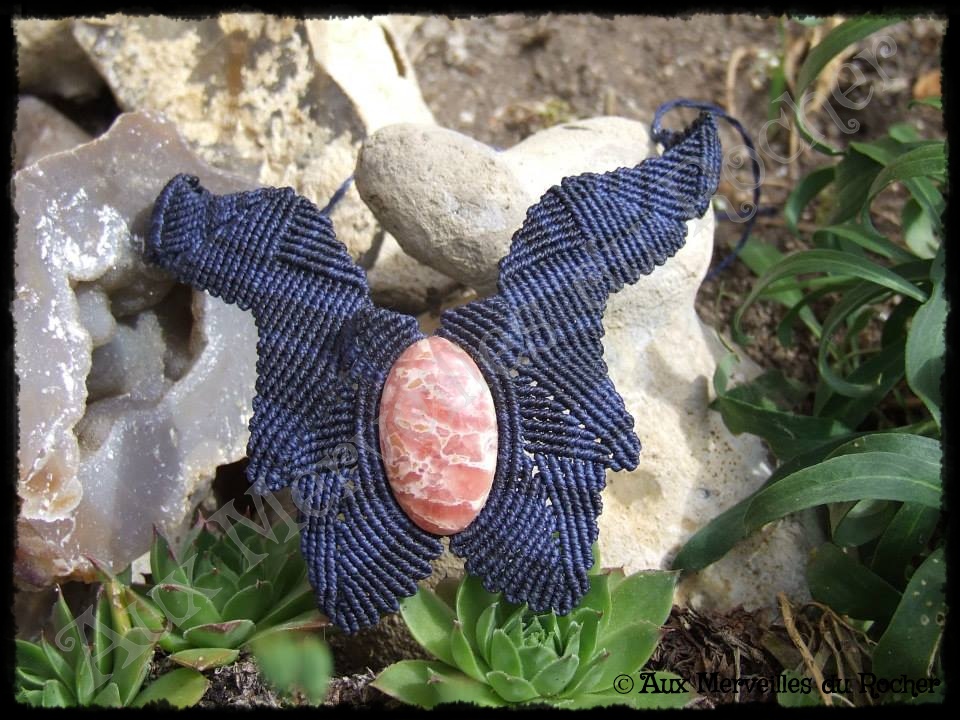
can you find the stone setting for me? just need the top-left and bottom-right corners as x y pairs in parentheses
(378, 336), (498, 535)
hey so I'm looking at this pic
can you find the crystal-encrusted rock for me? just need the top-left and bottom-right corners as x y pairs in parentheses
(379, 336), (498, 535)
(14, 110), (260, 588)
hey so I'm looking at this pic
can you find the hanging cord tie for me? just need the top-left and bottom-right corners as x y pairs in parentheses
(651, 98), (761, 281)
(320, 175), (355, 215)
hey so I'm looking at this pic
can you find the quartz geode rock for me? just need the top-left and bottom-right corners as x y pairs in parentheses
(14, 111), (260, 588)
(15, 96), (93, 172)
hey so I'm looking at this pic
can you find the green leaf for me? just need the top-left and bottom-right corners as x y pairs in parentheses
(16, 667), (50, 691)
(909, 96), (942, 110)
(777, 670), (821, 706)
(41, 678), (75, 707)
(111, 627), (156, 706)
(150, 528), (189, 585)
(193, 570), (236, 612)
(815, 279), (894, 399)
(744, 450), (942, 531)
(671, 433), (865, 571)
(902, 199), (939, 259)
(251, 632), (332, 705)
(17, 687), (45, 707)
(221, 580), (274, 623)
(733, 249), (927, 346)
(450, 621), (489, 682)
(52, 589), (84, 674)
(793, 16), (900, 156)
(123, 587), (168, 636)
(796, 17), (898, 94)
(866, 143), (946, 204)
(485, 671), (541, 703)
(806, 543), (901, 623)
(906, 279), (944, 428)
(813, 223), (914, 263)
(92, 586), (113, 680)
(589, 621), (661, 692)
(785, 165), (834, 234)
(817, 340), (905, 429)
(182, 619), (255, 649)
(254, 585), (317, 630)
(570, 608), (602, 668)
(16, 639), (54, 681)
(149, 583), (223, 631)
(399, 585), (457, 666)
(712, 392), (852, 460)
(489, 629), (523, 678)
(888, 122), (921, 143)
(158, 630), (193, 654)
(529, 653), (580, 697)
(74, 645), (97, 706)
(602, 570), (676, 640)
(517, 641), (557, 683)
(245, 609), (328, 645)
(132, 668), (209, 708)
(372, 660), (505, 708)
(270, 553), (308, 599)
(475, 602), (499, 666)
(455, 575), (499, 655)
(91, 682), (122, 708)
(740, 240), (822, 340)
(871, 503), (941, 588)
(169, 647), (239, 670)
(872, 547), (945, 680)
(39, 635), (75, 690)
(577, 572), (611, 630)
(832, 499), (899, 547)
(826, 431), (940, 460)
(829, 150), (884, 224)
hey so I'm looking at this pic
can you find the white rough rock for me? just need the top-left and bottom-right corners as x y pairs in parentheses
(14, 111), (261, 588)
(14, 19), (105, 100)
(357, 117), (820, 612)
(71, 14), (453, 312)
(15, 96), (93, 172)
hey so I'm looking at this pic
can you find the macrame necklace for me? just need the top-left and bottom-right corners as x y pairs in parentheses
(147, 99), (758, 633)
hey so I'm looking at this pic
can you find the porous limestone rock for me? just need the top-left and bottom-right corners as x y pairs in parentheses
(15, 19), (105, 100)
(71, 14), (453, 312)
(14, 110), (260, 588)
(356, 116), (821, 612)
(15, 96), (93, 172)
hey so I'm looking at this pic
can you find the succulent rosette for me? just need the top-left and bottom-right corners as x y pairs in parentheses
(373, 552), (693, 709)
(144, 514), (327, 670)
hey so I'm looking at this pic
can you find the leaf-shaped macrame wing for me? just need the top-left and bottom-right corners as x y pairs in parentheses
(147, 176), (442, 631)
(438, 113), (722, 614)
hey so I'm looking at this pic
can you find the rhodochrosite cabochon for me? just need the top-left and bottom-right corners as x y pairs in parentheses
(146, 111), (722, 631)
(378, 336), (498, 535)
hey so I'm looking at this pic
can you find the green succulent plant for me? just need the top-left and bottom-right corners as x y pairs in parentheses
(373, 552), (693, 709)
(143, 512), (328, 670)
(251, 630), (333, 705)
(15, 582), (208, 708)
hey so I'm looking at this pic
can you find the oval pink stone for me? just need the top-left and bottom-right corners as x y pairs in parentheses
(378, 336), (498, 535)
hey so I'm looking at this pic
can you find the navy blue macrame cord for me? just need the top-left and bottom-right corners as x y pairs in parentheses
(652, 98), (761, 281)
(146, 108), (723, 632)
(320, 175), (354, 215)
